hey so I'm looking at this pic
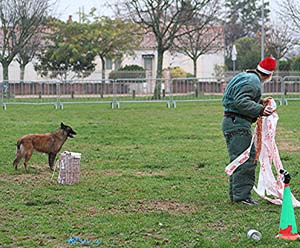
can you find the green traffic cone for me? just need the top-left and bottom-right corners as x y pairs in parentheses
(276, 183), (300, 240)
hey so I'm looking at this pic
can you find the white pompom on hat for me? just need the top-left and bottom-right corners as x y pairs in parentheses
(257, 57), (277, 75)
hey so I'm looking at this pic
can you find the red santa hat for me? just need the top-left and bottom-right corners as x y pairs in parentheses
(257, 57), (277, 75)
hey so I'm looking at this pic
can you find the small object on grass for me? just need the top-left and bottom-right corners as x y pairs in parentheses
(58, 151), (81, 185)
(247, 229), (262, 241)
(67, 237), (101, 245)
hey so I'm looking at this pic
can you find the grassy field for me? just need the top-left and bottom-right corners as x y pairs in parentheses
(0, 101), (300, 247)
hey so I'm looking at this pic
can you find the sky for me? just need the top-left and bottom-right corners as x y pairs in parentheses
(52, 0), (279, 23)
(51, 0), (115, 22)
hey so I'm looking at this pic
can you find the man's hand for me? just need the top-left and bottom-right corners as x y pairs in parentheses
(262, 106), (273, 116)
(262, 97), (272, 106)
(280, 169), (291, 184)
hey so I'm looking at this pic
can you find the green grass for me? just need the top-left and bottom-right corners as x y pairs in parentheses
(0, 101), (300, 247)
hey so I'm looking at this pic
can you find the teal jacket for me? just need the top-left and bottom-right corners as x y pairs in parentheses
(222, 71), (264, 119)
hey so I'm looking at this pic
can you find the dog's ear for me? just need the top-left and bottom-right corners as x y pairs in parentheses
(61, 122), (65, 129)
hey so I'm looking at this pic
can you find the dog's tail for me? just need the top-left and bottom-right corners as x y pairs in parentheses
(15, 140), (24, 155)
(16, 141), (20, 150)
(16, 140), (21, 151)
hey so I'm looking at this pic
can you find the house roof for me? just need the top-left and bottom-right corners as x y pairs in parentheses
(139, 25), (224, 50)
(139, 31), (157, 49)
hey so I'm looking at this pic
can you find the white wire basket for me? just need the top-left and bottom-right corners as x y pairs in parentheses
(57, 151), (81, 185)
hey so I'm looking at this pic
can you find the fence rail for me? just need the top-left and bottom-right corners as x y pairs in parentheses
(1, 76), (300, 109)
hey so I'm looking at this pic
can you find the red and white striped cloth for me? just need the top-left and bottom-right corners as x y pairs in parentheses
(225, 99), (299, 207)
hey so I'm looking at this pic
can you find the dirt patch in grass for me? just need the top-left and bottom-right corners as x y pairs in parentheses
(104, 200), (198, 215)
(207, 220), (227, 231)
(277, 140), (300, 153)
(102, 171), (123, 177)
(0, 164), (52, 184)
(81, 170), (123, 177)
(276, 129), (300, 153)
(135, 200), (197, 214)
(134, 171), (167, 177)
(89, 170), (167, 178)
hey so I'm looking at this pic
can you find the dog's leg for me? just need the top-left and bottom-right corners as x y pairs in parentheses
(24, 150), (33, 171)
(13, 156), (22, 170)
(13, 143), (24, 170)
(48, 153), (56, 171)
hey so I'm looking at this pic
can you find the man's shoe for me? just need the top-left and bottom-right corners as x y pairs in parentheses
(240, 198), (258, 205)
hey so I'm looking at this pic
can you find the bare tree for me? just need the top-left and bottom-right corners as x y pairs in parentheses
(174, 24), (223, 77)
(16, 31), (45, 80)
(266, 24), (299, 62)
(279, 0), (300, 32)
(123, 0), (219, 99)
(0, 0), (49, 80)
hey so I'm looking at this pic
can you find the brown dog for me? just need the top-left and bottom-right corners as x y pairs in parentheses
(13, 122), (76, 171)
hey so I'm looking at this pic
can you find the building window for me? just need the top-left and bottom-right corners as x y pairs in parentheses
(142, 54), (154, 71)
(115, 59), (121, 70)
(106, 58), (112, 70)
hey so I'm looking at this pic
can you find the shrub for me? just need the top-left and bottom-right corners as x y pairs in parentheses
(163, 66), (191, 78)
(109, 64), (146, 79)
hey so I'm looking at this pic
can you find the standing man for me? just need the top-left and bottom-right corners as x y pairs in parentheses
(222, 57), (276, 205)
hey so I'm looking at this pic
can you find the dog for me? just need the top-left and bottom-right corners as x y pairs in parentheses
(13, 122), (76, 171)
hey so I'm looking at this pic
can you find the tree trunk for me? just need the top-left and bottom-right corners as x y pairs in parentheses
(100, 56), (106, 81)
(20, 63), (26, 81)
(2, 62), (9, 81)
(153, 49), (164, 99)
(100, 55), (105, 98)
(193, 59), (197, 78)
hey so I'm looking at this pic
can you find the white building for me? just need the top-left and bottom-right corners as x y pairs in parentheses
(0, 27), (225, 81)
